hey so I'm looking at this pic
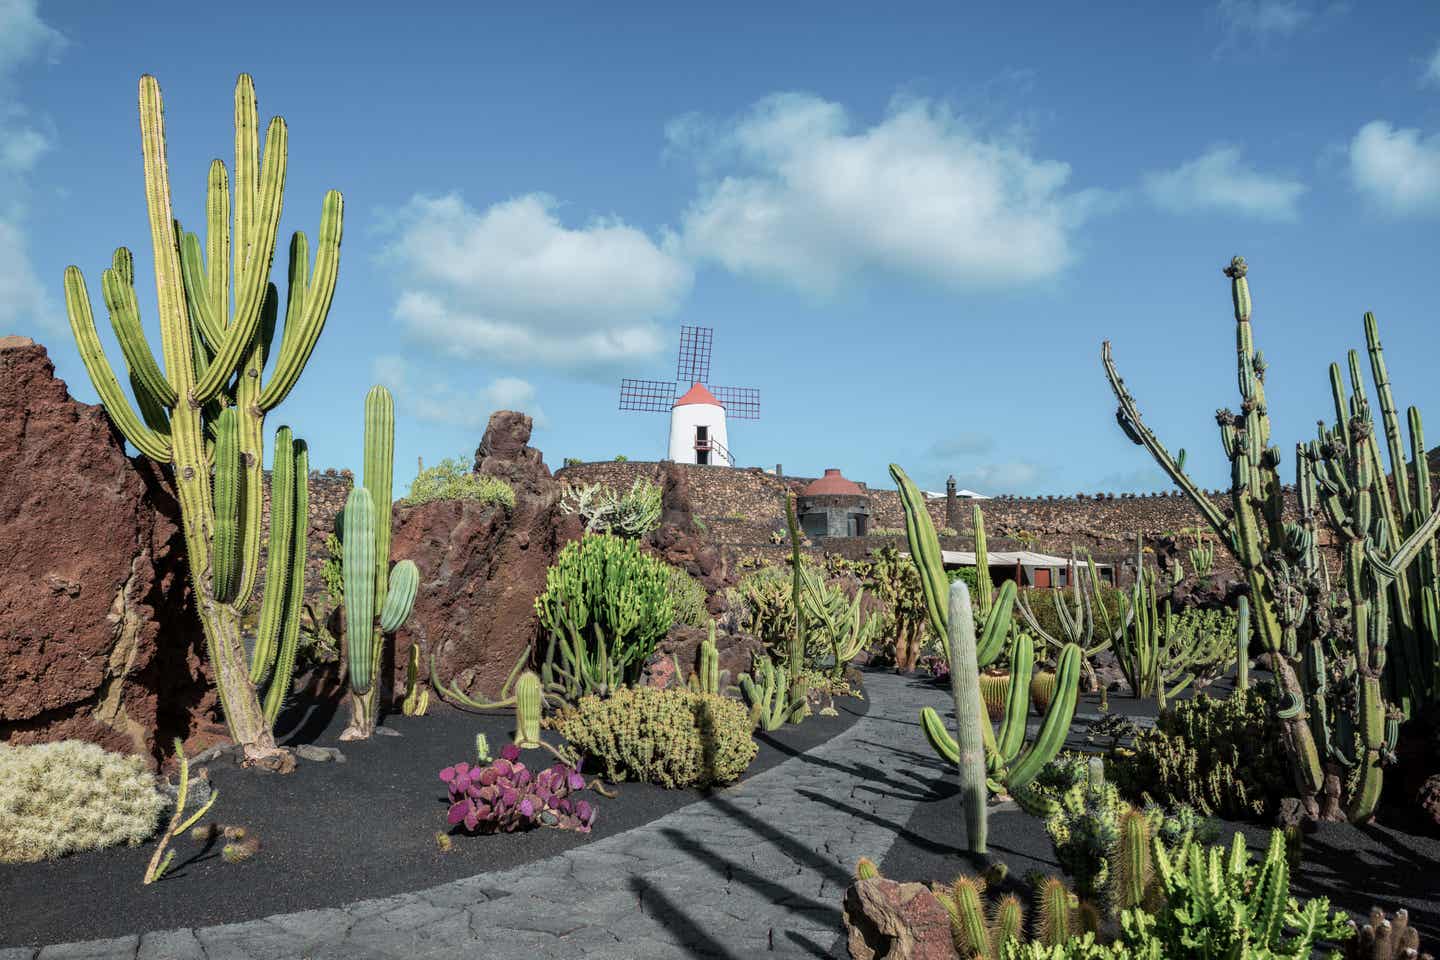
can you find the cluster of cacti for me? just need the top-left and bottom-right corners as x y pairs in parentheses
(674, 622), (734, 695)
(892, 466), (1082, 850)
(667, 565), (711, 628)
(1187, 536), (1215, 579)
(1041, 760), (1216, 908)
(534, 533), (675, 700)
(859, 545), (932, 671)
(0, 741), (167, 864)
(1344, 908), (1434, 960)
(1107, 687), (1290, 820)
(558, 477), (662, 537)
(400, 456), (516, 508)
(543, 685), (757, 788)
(143, 740), (220, 883)
(64, 74), (340, 760)
(340, 386), (421, 740)
(798, 563), (885, 679)
(1114, 543), (1236, 705)
(740, 653), (807, 730)
(1016, 550), (1125, 692)
(1104, 256), (1440, 821)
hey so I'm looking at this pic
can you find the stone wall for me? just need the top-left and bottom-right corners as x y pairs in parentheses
(552, 460), (1340, 583)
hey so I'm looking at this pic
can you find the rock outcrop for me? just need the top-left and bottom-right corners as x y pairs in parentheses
(842, 876), (957, 959)
(391, 412), (582, 702)
(0, 337), (214, 766)
(646, 462), (731, 614)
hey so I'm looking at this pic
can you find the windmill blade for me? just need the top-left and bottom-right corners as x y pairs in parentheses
(711, 385), (760, 420)
(619, 378), (678, 413)
(676, 325), (713, 386)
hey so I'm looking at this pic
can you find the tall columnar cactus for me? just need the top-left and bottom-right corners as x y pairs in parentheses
(63, 74), (340, 763)
(930, 580), (989, 853)
(894, 465), (1082, 810)
(1115, 537), (1233, 706)
(340, 386), (420, 740)
(1103, 256), (1440, 822)
(1236, 595), (1251, 692)
(784, 492), (811, 719)
(514, 671), (542, 749)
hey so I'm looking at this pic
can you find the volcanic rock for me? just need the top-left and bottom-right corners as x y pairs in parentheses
(0, 336), (215, 767)
(644, 623), (764, 690)
(646, 462), (731, 613)
(391, 411), (583, 702)
(843, 876), (957, 959)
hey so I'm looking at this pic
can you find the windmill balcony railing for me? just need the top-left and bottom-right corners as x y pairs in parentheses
(696, 438), (733, 464)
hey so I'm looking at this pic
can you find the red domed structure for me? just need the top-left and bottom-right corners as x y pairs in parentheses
(797, 468), (871, 538)
(802, 468), (864, 496)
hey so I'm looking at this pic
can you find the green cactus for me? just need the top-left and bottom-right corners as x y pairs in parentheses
(63, 74), (339, 763)
(340, 386), (420, 740)
(401, 643), (429, 717)
(898, 465), (1082, 812)
(739, 654), (805, 731)
(784, 492), (811, 718)
(1104, 257), (1440, 822)
(514, 671), (542, 749)
(1017, 549), (1122, 692)
(1114, 538), (1234, 706)
(1236, 595), (1250, 692)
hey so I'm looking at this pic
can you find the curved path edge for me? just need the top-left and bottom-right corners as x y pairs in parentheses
(3, 673), (953, 960)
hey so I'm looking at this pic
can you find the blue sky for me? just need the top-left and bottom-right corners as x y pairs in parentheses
(3, 1), (1439, 497)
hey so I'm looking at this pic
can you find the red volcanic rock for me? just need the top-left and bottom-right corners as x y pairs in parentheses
(645, 623), (763, 690)
(472, 410), (552, 497)
(391, 412), (582, 702)
(647, 462), (731, 613)
(0, 337), (216, 766)
(843, 877), (958, 960)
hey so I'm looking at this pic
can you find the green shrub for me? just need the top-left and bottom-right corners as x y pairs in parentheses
(0, 741), (166, 863)
(1107, 685), (1288, 819)
(546, 686), (757, 788)
(535, 534), (675, 693)
(668, 564), (709, 628)
(401, 456), (515, 508)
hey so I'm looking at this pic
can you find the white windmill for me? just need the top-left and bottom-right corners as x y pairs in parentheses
(618, 326), (761, 467)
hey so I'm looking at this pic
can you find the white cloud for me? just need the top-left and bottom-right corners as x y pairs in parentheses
(670, 93), (1100, 295)
(1141, 146), (1307, 221)
(1215, 0), (1312, 38)
(1423, 42), (1440, 87)
(1348, 120), (1440, 216)
(950, 461), (1050, 496)
(372, 354), (548, 431)
(380, 192), (691, 370)
(0, 0), (65, 336)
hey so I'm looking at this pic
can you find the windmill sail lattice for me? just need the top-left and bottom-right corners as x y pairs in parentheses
(617, 325), (760, 466)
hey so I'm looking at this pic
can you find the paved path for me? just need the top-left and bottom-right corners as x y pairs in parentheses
(3, 673), (960, 960)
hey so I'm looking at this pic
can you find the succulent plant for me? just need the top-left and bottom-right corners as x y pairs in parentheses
(1, 741), (167, 865)
(439, 744), (595, 834)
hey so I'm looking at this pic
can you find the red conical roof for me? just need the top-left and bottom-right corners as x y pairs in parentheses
(673, 381), (722, 408)
(803, 468), (863, 496)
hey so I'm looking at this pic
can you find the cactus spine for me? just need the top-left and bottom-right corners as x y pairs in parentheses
(63, 74), (339, 762)
(514, 670), (542, 749)
(340, 386), (420, 740)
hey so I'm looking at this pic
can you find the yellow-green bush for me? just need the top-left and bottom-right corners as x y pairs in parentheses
(0, 741), (166, 863)
(401, 456), (515, 508)
(545, 686), (757, 788)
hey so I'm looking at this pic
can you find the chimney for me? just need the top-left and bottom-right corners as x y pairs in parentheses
(945, 474), (958, 532)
